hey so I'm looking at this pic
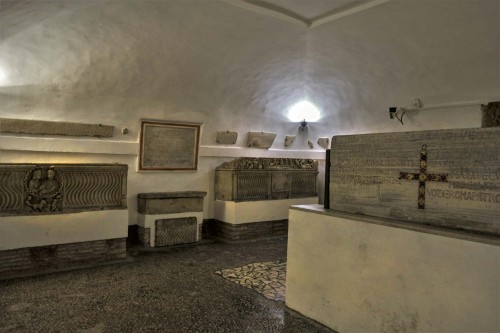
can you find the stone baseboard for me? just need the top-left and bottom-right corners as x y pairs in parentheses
(0, 238), (126, 279)
(137, 226), (151, 247)
(204, 219), (288, 241)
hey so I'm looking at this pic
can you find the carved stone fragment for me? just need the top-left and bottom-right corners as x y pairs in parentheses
(284, 135), (296, 147)
(247, 132), (277, 149)
(317, 137), (330, 149)
(308, 140), (314, 149)
(0, 118), (114, 137)
(216, 131), (238, 144)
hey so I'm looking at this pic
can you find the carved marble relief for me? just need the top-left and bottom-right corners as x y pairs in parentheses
(0, 164), (128, 216)
(25, 167), (63, 212)
(215, 158), (318, 201)
(216, 157), (318, 171)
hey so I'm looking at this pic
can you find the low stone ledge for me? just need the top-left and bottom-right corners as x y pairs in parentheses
(292, 204), (500, 246)
(137, 191), (207, 199)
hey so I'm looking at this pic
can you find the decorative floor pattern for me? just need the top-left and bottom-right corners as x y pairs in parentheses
(215, 261), (286, 301)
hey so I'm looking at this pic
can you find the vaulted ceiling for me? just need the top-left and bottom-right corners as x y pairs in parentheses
(224, 0), (390, 27)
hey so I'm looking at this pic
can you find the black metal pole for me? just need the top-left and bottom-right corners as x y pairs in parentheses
(324, 149), (331, 209)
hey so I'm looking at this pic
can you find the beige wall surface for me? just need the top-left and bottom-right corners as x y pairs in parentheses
(286, 206), (500, 333)
(0, 210), (128, 250)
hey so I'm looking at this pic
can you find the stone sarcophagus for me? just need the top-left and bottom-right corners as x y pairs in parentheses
(136, 191), (206, 247)
(215, 158), (318, 201)
(0, 163), (128, 278)
(0, 163), (127, 216)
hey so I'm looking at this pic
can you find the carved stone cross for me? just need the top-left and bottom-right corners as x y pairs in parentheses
(399, 145), (448, 209)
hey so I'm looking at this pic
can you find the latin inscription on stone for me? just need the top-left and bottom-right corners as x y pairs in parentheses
(0, 118), (114, 137)
(329, 127), (500, 235)
(398, 145), (448, 209)
(139, 121), (200, 170)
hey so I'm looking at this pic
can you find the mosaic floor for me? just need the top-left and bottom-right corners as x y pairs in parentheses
(215, 261), (287, 301)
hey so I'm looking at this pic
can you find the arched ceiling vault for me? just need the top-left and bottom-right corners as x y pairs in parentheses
(222, 0), (392, 28)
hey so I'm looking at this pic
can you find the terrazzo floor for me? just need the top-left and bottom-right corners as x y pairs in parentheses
(0, 237), (335, 333)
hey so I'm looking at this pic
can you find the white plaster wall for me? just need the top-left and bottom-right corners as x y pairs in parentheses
(307, 0), (500, 135)
(214, 197), (318, 224)
(286, 206), (500, 333)
(0, 0), (329, 147)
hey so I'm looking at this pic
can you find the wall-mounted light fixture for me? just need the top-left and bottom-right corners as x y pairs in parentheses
(388, 106), (407, 125)
(288, 101), (321, 130)
(299, 119), (308, 130)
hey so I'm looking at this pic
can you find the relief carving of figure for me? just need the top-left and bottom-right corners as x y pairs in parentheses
(28, 168), (42, 194)
(25, 167), (63, 212)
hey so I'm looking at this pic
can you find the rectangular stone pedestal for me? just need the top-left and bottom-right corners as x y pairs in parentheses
(286, 205), (500, 333)
(136, 191), (206, 247)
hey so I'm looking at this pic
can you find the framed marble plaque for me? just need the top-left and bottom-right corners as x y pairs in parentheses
(139, 120), (201, 171)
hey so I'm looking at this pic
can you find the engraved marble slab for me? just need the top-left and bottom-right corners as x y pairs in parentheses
(329, 128), (500, 236)
(155, 217), (197, 246)
(216, 131), (238, 144)
(139, 121), (200, 170)
(247, 132), (277, 149)
(0, 118), (114, 137)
